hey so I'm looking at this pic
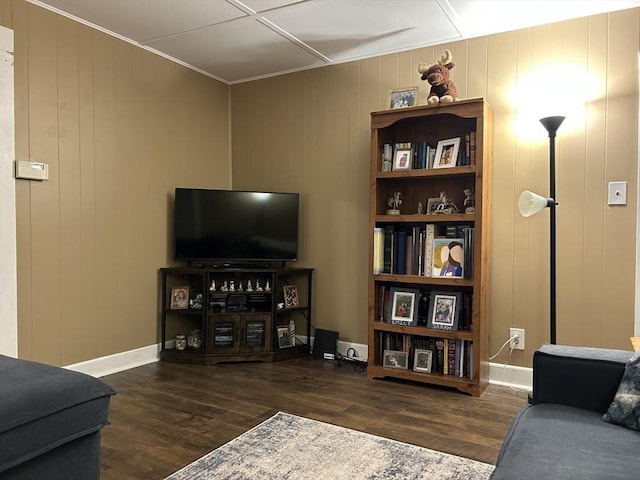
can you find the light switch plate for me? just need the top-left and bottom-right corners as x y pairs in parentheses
(15, 160), (49, 181)
(608, 181), (627, 205)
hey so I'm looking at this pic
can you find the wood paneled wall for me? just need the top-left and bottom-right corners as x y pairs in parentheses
(231, 9), (640, 365)
(1, 0), (230, 365)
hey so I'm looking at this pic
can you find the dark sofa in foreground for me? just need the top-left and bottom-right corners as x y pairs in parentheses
(491, 344), (639, 480)
(0, 354), (115, 480)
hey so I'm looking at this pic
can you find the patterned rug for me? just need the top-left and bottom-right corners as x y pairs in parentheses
(166, 411), (494, 479)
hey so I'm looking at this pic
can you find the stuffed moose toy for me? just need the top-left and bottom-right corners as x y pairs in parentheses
(417, 50), (459, 105)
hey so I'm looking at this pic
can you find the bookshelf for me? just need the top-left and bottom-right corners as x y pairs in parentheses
(368, 98), (493, 396)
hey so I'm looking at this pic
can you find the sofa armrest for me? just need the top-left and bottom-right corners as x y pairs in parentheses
(532, 344), (632, 413)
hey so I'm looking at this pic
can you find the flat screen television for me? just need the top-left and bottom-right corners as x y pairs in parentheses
(173, 188), (299, 265)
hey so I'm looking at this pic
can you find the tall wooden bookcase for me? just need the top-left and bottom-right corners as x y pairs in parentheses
(368, 99), (493, 396)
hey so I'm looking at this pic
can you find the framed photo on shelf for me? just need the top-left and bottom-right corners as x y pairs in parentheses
(413, 349), (433, 373)
(277, 325), (293, 348)
(393, 147), (412, 170)
(388, 287), (420, 325)
(426, 291), (461, 331)
(387, 86), (418, 109)
(383, 350), (408, 369)
(433, 137), (461, 168)
(170, 286), (189, 309)
(283, 285), (299, 308)
(432, 238), (464, 278)
(426, 196), (441, 215)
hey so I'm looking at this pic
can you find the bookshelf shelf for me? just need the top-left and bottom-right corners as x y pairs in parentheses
(368, 98), (493, 396)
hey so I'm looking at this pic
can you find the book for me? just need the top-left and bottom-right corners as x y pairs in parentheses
(394, 231), (407, 275)
(383, 226), (394, 274)
(373, 227), (384, 274)
(423, 224), (435, 277)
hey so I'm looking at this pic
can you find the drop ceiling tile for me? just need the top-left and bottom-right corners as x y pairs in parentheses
(146, 17), (326, 83)
(263, 0), (461, 62)
(34, 0), (248, 42)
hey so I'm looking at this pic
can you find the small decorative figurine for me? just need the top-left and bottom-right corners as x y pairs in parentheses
(229, 280), (235, 292)
(237, 282), (243, 292)
(387, 192), (402, 215)
(209, 280), (216, 292)
(246, 280), (253, 292)
(434, 190), (459, 214)
(221, 281), (229, 292)
(463, 188), (475, 214)
(417, 201), (424, 215)
(265, 280), (271, 292)
(256, 280), (263, 292)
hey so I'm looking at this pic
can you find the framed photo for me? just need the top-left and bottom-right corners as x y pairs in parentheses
(383, 350), (408, 369)
(388, 287), (419, 325)
(387, 86), (418, 109)
(277, 325), (292, 348)
(426, 196), (441, 215)
(170, 286), (189, 309)
(393, 148), (412, 170)
(413, 349), (433, 373)
(432, 238), (464, 278)
(283, 285), (299, 308)
(426, 291), (461, 331)
(433, 137), (461, 168)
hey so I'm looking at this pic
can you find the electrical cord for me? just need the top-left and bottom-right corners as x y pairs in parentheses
(335, 348), (367, 372)
(489, 335), (519, 361)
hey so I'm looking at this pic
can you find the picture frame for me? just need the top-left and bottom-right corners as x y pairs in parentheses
(413, 349), (433, 373)
(426, 291), (461, 331)
(426, 196), (441, 215)
(432, 238), (464, 278)
(277, 325), (293, 348)
(383, 349), (408, 369)
(433, 137), (461, 168)
(393, 148), (412, 170)
(283, 285), (299, 308)
(387, 86), (418, 109)
(170, 286), (189, 309)
(387, 287), (420, 325)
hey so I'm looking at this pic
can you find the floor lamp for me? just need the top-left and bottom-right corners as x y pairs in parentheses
(518, 115), (565, 345)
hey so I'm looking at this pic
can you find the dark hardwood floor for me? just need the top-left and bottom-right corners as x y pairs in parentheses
(99, 356), (528, 479)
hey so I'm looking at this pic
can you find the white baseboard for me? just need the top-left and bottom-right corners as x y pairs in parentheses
(64, 340), (533, 392)
(64, 343), (161, 378)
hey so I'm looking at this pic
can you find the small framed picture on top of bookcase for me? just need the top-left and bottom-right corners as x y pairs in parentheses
(433, 137), (460, 168)
(426, 291), (461, 331)
(387, 86), (418, 109)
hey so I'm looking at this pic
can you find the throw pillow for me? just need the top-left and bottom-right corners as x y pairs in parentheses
(603, 350), (640, 430)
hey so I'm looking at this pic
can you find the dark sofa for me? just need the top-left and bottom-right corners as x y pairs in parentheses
(491, 344), (639, 480)
(0, 354), (115, 479)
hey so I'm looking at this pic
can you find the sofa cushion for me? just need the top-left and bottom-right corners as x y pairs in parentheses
(492, 403), (640, 480)
(603, 350), (640, 431)
(0, 355), (115, 472)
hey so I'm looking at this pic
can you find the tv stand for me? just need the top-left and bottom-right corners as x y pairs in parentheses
(159, 265), (313, 365)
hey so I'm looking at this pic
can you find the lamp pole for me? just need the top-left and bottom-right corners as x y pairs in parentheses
(539, 116), (564, 345)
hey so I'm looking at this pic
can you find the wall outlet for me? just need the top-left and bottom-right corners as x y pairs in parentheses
(509, 328), (525, 350)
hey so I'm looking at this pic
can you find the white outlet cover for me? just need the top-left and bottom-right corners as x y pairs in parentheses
(608, 181), (627, 205)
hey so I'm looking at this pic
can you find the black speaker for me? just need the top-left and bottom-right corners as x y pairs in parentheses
(313, 329), (338, 359)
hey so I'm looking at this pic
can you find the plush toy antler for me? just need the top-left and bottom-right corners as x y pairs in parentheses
(418, 49), (458, 105)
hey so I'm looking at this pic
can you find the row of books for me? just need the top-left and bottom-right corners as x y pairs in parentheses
(383, 133), (476, 171)
(382, 333), (473, 378)
(377, 286), (473, 331)
(373, 224), (474, 279)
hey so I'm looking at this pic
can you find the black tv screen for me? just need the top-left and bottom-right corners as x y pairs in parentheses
(173, 188), (299, 264)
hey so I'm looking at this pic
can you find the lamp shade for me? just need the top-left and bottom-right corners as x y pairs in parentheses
(518, 190), (554, 217)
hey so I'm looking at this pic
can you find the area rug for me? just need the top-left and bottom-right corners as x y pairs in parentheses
(166, 411), (494, 479)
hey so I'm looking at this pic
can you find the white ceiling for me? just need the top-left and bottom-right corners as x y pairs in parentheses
(29, 0), (640, 84)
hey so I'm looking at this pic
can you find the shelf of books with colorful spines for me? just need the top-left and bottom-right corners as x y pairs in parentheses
(379, 132), (477, 173)
(372, 223), (474, 282)
(379, 332), (474, 380)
